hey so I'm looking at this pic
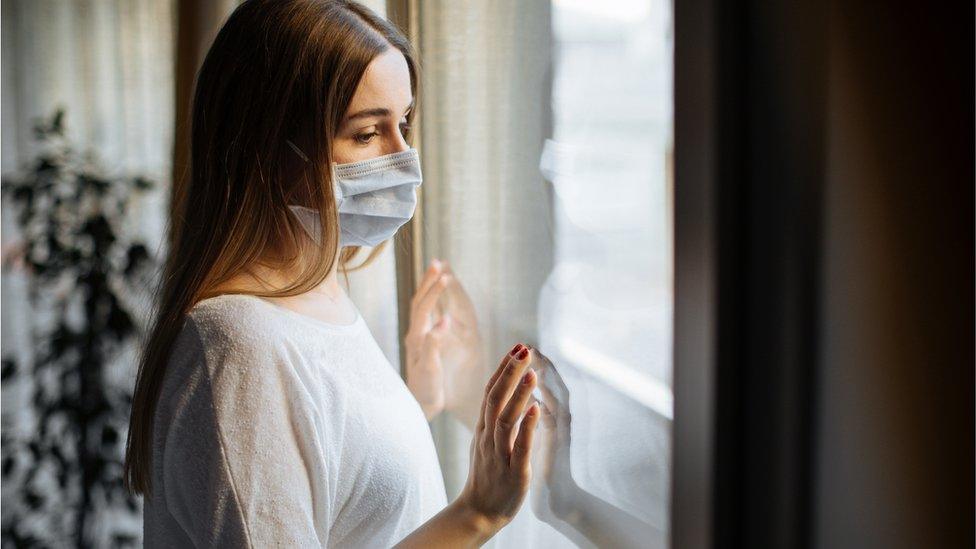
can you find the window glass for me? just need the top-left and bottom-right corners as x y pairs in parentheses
(513, 0), (674, 545)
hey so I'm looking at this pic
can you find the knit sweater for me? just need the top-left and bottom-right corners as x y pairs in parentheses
(143, 293), (447, 548)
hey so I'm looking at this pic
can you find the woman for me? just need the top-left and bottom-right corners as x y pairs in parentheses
(122, 0), (540, 546)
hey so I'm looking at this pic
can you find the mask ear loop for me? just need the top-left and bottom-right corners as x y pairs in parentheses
(286, 139), (310, 163)
(285, 139), (347, 211)
(285, 138), (316, 207)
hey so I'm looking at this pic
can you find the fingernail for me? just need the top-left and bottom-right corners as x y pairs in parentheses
(510, 343), (523, 356)
(527, 403), (539, 416)
(522, 370), (534, 384)
(517, 347), (528, 360)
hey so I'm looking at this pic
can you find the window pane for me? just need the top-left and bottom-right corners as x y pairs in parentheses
(416, 0), (673, 546)
(528, 0), (674, 545)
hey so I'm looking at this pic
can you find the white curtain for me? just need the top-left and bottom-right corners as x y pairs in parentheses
(339, 1), (403, 369)
(414, 1), (562, 546)
(415, 0), (674, 547)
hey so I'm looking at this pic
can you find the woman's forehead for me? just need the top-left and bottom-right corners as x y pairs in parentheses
(345, 48), (412, 117)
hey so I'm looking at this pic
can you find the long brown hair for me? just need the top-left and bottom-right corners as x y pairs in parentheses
(123, 0), (419, 496)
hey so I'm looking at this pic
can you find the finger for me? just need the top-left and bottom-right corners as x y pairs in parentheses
(412, 278), (446, 324)
(413, 273), (450, 326)
(406, 259), (442, 339)
(418, 321), (446, 371)
(476, 349), (515, 435)
(487, 343), (529, 394)
(477, 343), (523, 434)
(511, 402), (541, 472)
(539, 401), (556, 429)
(538, 380), (558, 410)
(484, 346), (532, 446)
(411, 259), (443, 313)
(486, 344), (522, 395)
(537, 351), (570, 400)
(415, 259), (442, 297)
(495, 367), (537, 456)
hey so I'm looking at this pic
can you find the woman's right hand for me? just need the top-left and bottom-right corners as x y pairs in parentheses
(455, 343), (541, 537)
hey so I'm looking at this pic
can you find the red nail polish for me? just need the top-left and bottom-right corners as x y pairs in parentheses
(510, 343), (523, 356)
(516, 347), (528, 360)
(522, 370), (534, 384)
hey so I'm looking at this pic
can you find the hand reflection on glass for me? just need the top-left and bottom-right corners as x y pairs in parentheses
(528, 348), (576, 521)
(527, 347), (666, 549)
(434, 260), (485, 429)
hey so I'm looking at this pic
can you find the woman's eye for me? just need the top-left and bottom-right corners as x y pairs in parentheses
(355, 131), (379, 145)
(399, 122), (412, 137)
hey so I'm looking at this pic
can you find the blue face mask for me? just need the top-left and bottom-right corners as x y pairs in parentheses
(288, 147), (423, 248)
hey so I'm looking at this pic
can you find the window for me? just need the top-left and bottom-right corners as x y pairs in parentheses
(528, 0), (673, 545)
(416, 0), (674, 546)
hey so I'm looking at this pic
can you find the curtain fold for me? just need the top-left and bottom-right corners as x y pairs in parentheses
(414, 1), (560, 545)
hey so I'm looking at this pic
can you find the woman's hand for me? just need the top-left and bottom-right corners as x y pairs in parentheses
(404, 259), (452, 420)
(393, 345), (542, 548)
(455, 343), (541, 536)
(404, 257), (485, 424)
(436, 262), (485, 428)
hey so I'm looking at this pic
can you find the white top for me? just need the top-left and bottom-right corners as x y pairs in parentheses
(143, 293), (448, 548)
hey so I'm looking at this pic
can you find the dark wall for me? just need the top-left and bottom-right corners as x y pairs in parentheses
(815, 4), (974, 549)
(673, 1), (974, 548)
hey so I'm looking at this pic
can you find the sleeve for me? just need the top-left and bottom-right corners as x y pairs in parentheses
(161, 317), (332, 548)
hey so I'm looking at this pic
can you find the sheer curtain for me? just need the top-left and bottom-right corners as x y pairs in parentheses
(415, 0), (674, 547)
(340, 0), (403, 368)
(413, 1), (561, 545)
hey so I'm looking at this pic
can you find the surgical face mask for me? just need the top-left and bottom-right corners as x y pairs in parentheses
(288, 147), (422, 248)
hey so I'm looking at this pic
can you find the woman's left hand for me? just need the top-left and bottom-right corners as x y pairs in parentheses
(404, 259), (452, 420)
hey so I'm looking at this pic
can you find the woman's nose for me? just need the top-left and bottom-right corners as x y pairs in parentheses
(389, 131), (410, 154)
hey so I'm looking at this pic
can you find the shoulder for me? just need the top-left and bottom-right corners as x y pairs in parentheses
(164, 294), (291, 392)
(187, 294), (281, 353)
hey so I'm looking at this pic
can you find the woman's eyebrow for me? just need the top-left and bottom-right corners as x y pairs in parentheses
(343, 98), (415, 125)
(345, 107), (390, 122)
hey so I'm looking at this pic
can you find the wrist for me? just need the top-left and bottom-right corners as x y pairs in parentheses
(449, 496), (502, 545)
(550, 480), (582, 522)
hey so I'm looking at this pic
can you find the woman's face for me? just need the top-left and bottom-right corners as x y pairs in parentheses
(333, 48), (414, 164)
